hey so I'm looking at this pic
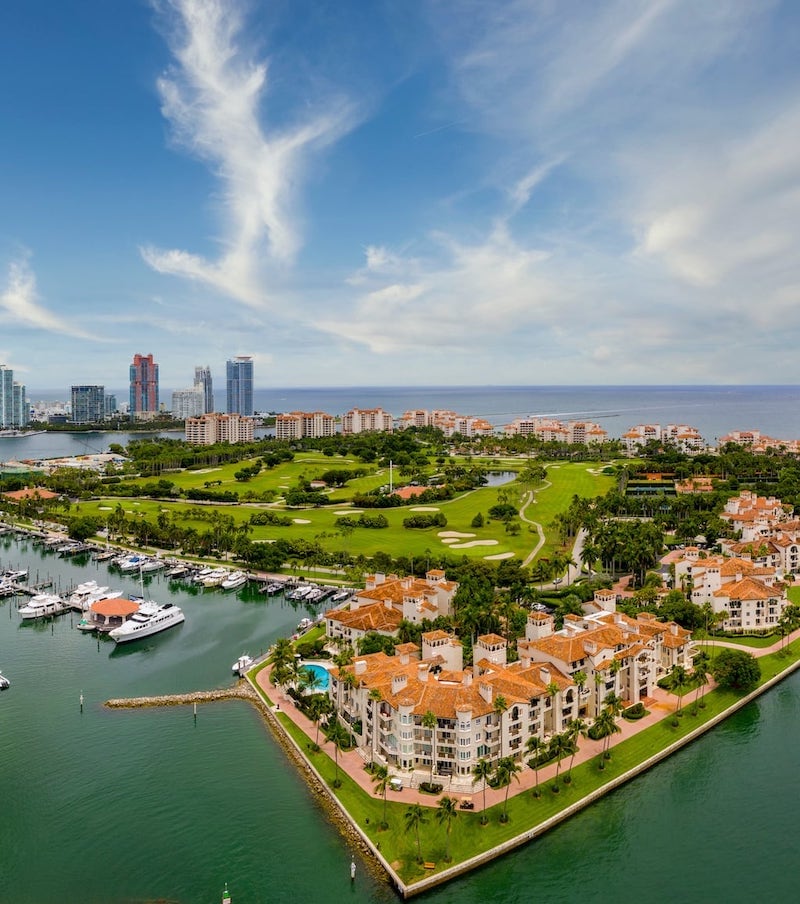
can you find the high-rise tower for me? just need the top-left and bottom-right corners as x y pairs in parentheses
(194, 365), (214, 413)
(226, 356), (253, 416)
(129, 353), (159, 418)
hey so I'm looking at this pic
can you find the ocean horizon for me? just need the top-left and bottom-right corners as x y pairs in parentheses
(26, 384), (800, 443)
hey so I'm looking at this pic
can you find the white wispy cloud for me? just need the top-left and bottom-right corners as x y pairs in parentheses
(0, 255), (98, 341)
(143, 0), (357, 307)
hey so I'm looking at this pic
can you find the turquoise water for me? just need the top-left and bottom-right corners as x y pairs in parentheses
(303, 662), (331, 690)
(1, 533), (800, 902)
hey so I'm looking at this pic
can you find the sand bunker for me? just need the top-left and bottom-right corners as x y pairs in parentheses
(484, 552), (515, 560)
(192, 467), (221, 474)
(410, 506), (440, 512)
(293, 518), (311, 524)
(438, 531), (476, 539)
(449, 539), (499, 549)
(334, 510), (364, 515)
(441, 538), (460, 544)
(98, 506), (112, 511)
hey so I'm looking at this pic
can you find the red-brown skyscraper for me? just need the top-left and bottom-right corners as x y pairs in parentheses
(129, 353), (159, 417)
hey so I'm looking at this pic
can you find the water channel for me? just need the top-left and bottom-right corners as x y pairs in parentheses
(1, 533), (797, 903)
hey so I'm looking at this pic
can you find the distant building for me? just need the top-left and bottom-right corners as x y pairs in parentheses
(71, 385), (105, 423)
(275, 410), (336, 440)
(226, 356), (253, 416)
(129, 353), (159, 419)
(622, 424), (704, 455)
(0, 366), (28, 429)
(185, 412), (256, 445)
(341, 407), (393, 434)
(503, 417), (608, 444)
(104, 394), (117, 417)
(12, 381), (28, 428)
(194, 365), (214, 413)
(172, 388), (204, 421)
(398, 409), (494, 437)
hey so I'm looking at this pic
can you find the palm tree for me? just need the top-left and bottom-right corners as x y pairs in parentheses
(691, 656), (709, 713)
(667, 665), (688, 716)
(565, 717), (589, 783)
(548, 732), (569, 789)
(371, 764), (390, 828)
(592, 710), (617, 766)
(422, 710), (437, 782)
(327, 718), (349, 788)
(493, 694), (508, 755)
(573, 669), (587, 709)
(525, 735), (544, 797)
(404, 804), (428, 862)
(308, 695), (331, 749)
(494, 755), (521, 822)
(299, 665), (322, 696)
(270, 637), (295, 687)
(471, 758), (492, 824)
(436, 796), (458, 862)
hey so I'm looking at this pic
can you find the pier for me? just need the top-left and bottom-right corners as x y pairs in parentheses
(105, 683), (259, 709)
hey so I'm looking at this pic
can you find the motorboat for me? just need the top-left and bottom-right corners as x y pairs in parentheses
(261, 582), (283, 595)
(221, 571), (247, 591)
(166, 564), (191, 579)
(76, 617), (97, 633)
(232, 653), (254, 676)
(296, 617), (313, 632)
(193, 567), (216, 585)
(109, 601), (185, 643)
(202, 569), (228, 588)
(118, 555), (147, 572)
(330, 589), (351, 603)
(2, 568), (28, 581)
(68, 581), (121, 612)
(0, 672), (9, 690)
(140, 558), (166, 573)
(18, 593), (66, 619)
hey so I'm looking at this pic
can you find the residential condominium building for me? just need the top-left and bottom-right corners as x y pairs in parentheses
(504, 417), (608, 444)
(129, 353), (159, 419)
(622, 423), (704, 454)
(275, 410), (336, 440)
(70, 385), (105, 423)
(341, 407), (393, 434)
(226, 356), (253, 416)
(397, 409), (494, 436)
(194, 365), (214, 413)
(172, 388), (205, 421)
(185, 412), (256, 445)
(328, 601), (691, 779)
(0, 365), (28, 429)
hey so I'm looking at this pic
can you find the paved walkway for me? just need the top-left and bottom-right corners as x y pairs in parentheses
(255, 626), (800, 813)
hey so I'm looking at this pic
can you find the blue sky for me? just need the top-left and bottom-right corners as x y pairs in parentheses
(2, 0), (800, 393)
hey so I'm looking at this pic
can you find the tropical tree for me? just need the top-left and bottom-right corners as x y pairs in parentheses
(565, 717), (589, 782)
(422, 710), (438, 782)
(308, 695), (332, 749)
(326, 717), (350, 787)
(592, 710), (617, 765)
(436, 796), (458, 862)
(494, 755), (522, 822)
(371, 764), (390, 828)
(493, 694), (508, 754)
(404, 804), (428, 862)
(691, 655), (709, 712)
(270, 637), (295, 687)
(667, 664), (688, 716)
(525, 735), (545, 797)
(471, 758), (493, 824)
(548, 732), (570, 789)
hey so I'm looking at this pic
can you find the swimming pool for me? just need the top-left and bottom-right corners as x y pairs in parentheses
(302, 662), (330, 690)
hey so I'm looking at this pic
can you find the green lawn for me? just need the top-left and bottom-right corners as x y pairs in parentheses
(76, 461), (614, 566)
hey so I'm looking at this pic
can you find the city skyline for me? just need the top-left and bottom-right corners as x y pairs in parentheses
(2, 1), (800, 390)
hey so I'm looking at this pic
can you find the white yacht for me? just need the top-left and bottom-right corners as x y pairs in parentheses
(232, 653), (254, 675)
(0, 672), (9, 690)
(202, 569), (228, 588)
(68, 581), (121, 611)
(140, 558), (166, 573)
(118, 555), (147, 572)
(221, 571), (247, 591)
(109, 601), (185, 644)
(19, 593), (66, 619)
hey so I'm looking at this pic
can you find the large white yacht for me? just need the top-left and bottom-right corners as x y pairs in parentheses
(109, 600), (185, 643)
(19, 594), (66, 619)
(221, 571), (247, 591)
(68, 581), (121, 611)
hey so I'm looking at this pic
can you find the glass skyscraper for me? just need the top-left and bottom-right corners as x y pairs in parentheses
(71, 385), (105, 423)
(226, 356), (253, 416)
(194, 365), (214, 413)
(129, 353), (159, 417)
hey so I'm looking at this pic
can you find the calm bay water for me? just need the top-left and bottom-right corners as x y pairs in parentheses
(1, 534), (799, 902)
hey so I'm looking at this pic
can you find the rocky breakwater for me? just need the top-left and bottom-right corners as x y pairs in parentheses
(106, 683), (258, 709)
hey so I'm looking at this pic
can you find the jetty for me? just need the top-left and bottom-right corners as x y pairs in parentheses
(105, 683), (258, 709)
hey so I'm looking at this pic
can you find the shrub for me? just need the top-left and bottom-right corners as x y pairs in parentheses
(419, 781), (443, 795)
(623, 702), (648, 721)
